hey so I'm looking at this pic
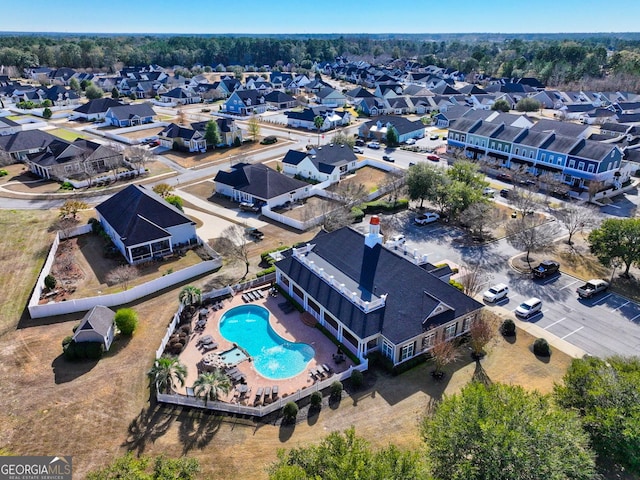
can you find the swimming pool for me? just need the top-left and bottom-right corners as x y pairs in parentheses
(219, 304), (315, 380)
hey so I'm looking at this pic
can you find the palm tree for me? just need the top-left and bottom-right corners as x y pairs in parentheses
(314, 115), (324, 146)
(178, 285), (202, 306)
(147, 356), (187, 394)
(193, 369), (233, 405)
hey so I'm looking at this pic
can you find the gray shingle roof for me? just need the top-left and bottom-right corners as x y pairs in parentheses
(73, 98), (123, 115)
(75, 305), (114, 338)
(96, 184), (194, 247)
(106, 103), (156, 121)
(214, 163), (308, 201)
(276, 227), (482, 344)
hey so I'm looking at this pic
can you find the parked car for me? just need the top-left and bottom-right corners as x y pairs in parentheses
(499, 188), (510, 198)
(427, 154), (440, 162)
(385, 234), (405, 247)
(576, 279), (609, 299)
(482, 283), (509, 303)
(532, 260), (560, 279)
(260, 135), (278, 145)
(245, 227), (264, 240)
(353, 146), (364, 154)
(482, 187), (496, 197)
(382, 155), (395, 162)
(355, 139), (365, 146)
(414, 212), (440, 225)
(405, 138), (417, 145)
(515, 297), (542, 318)
(239, 202), (261, 213)
(429, 134), (439, 140)
(367, 141), (380, 149)
(496, 173), (513, 183)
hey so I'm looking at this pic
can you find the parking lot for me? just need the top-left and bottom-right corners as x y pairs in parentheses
(356, 212), (640, 358)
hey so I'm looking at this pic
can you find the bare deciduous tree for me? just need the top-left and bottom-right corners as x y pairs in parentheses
(429, 336), (459, 378)
(458, 262), (492, 298)
(124, 145), (154, 173)
(506, 215), (559, 269)
(106, 264), (139, 290)
(209, 224), (251, 280)
(510, 184), (542, 219)
(469, 312), (496, 358)
(0, 149), (14, 167)
(555, 204), (602, 245)
(459, 202), (495, 241)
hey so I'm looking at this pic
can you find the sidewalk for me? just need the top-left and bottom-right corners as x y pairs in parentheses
(482, 300), (588, 359)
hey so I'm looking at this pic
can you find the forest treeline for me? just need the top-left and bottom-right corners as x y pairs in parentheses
(4, 35), (640, 86)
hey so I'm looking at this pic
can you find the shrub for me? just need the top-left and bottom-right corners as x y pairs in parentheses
(44, 274), (56, 290)
(63, 340), (103, 361)
(0, 169), (8, 177)
(62, 335), (73, 349)
(330, 380), (343, 398)
(310, 391), (322, 408)
(233, 136), (242, 147)
(350, 369), (364, 388)
(533, 338), (551, 357)
(256, 266), (276, 278)
(501, 319), (516, 337)
(114, 308), (138, 336)
(361, 198), (409, 214)
(260, 246), (290, 264)
(282, 401), (299, 422)
(42, 107), (52, 119)
(60, 181), (74, 191)
(350, 206), (365, 223)
(449, 279), (464, 291)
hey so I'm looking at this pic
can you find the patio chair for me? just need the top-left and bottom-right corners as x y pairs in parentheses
(255, 290), (264, 298)
(315, 367), (325, 378)
(242, 294), (250, 303)
(309, 370), (318, 381)
(254, 387), (264, 405)
(201, 342), (218, 352)
(272, 385), (279, 398)
(322, 364), (333, 375)
(249, 291), (258, 301)
(197, 335), (213, 346)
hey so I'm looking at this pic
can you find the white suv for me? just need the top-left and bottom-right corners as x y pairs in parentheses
(482, 283), (509, 303)
(414, 212), (440, 225)
(515, 297), (542, 319)
(367, 141), (380, 149)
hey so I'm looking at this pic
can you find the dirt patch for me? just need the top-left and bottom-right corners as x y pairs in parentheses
(272, 195), (341, 221)
(327, 165), (396, 194)
(117, 127), (165, 140)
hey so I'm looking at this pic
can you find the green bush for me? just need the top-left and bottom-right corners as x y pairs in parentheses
(234, 137), (242, 147)
(282, 401), (299, 422)
(260, 246), (290, 264)
(449, 279), (464, 291)
(350, 206), (365, 223)
(330, 380), (343, 398)
(0, 169), (8, 177)
(44, 274), (56, 290)
(115, 308), (138, 336)
(63, 340), (103, 361)
(533, 338), (551, 357)
(501, 319), (516, 336)
(62, 335), (73, 349)
(310, 391), (322, 408)
(60, 181), (74, 191)
(350, 369), (364, 389)
(360, 198), (409, 214)
(256, 266), (276, 278)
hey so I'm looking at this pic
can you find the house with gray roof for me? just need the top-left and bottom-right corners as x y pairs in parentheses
(264, 91), (297, 110)
(190, 118), (243, 147)
(282, 144), (358, 183)
(104, 103), (156, 127)
(96, 184), (198, 264)
(214, 162), (310, 209)
(0, 117), (21, 136)
(0, 130), (61, 161)
(359, 115), (425, 143)
(274, 217), (483, 366)
(316, 87), (347, 107)
(223, 90), (267, 115)
(286, 106), (351, 131)
(72, 98), (123, 121)
(158, 123), (206, 152)
(158, 86), (201, 105)
(73, 305), (115, 351)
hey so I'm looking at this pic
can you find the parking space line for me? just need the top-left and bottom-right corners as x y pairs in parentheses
(614, 301), (631, 311)
(561, 326), (584, 339)
(630, 313), (640, 322)
(592, 293), (612, 305)
(560, 280), (579, 291)
(544, 317), (566, 330)
(541, 277), (557, 285)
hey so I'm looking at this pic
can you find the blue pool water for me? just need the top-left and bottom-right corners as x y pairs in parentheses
(219, 304), (315, 379)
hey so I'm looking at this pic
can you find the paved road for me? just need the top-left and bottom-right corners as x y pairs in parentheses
(355, 212), (640, 358)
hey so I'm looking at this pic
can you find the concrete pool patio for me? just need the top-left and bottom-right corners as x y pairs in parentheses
(176, 287), (354, 406)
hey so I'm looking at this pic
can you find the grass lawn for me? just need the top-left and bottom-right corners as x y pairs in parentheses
(48, 128), (86, 142)
(327, 165), (396, 194)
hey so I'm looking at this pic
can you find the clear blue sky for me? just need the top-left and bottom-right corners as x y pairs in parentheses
(1, 0), (639, 34)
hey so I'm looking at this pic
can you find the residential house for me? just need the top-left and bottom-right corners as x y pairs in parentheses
(315, 87), (347, 107)
(214, 162), (310, 209)
(223, 90), (267, 115)
(274, 217), (483, 365)
(286, 106), (351, 131)
(104, 103), (156, 127)
(158, 123), (207, 152)
(71, 98), (123, 121)
(356, 97), (389, 117)
(25, 138), (124, 181)
(191, 118), (243, 147)
(282, 144), (358, 183)
(159, 86), (201, 105)
(95, 184), (198, 264)
(0, 117), (21, 136)
(264, 91), (297, 110)
(73, 305), (116, 351)
(41, 85), (80, 106)
(0, 130), (61, 161)
(359, 115), (425, 143)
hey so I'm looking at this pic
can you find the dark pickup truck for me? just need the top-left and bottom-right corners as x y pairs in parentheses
(532, 260), (560, 279)
(245, 227), (264, 240)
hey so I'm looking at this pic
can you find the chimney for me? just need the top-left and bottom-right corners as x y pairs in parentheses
(364, 215), (383, 248)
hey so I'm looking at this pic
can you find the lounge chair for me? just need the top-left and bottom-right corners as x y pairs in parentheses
(272, 385), (278, 397)
(226, 367), (240, 376)
(254, 387), (264, 405)
(322, 364), (333, 375)
(201, 342), (218, 352)
(309, 370), (318, 381)
(197, 335), (213, 346)
(255, 290), (264, 298)
(315, 367), (325, 378)
(264, 386), (271, 397)
(242, 294), (250, 303)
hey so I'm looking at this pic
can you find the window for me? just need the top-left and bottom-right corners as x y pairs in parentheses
(400, 343), (414, 361)
(422, 334), (436, 350)
(569, 160), (576, 168)
(541, 154), (546, 162)
(490, 142), (495, 149)
(529, 151), (534, 158)
(444, 323), (457, 340)
(382, 340), (393, 360)
(514, 148), (520, 155)
(587, 164), (595, 173)
(578, 161), (585, 171)
(462, 316), (472, 332)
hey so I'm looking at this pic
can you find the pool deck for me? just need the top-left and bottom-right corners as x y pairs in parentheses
(176, 288), (353, 405)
